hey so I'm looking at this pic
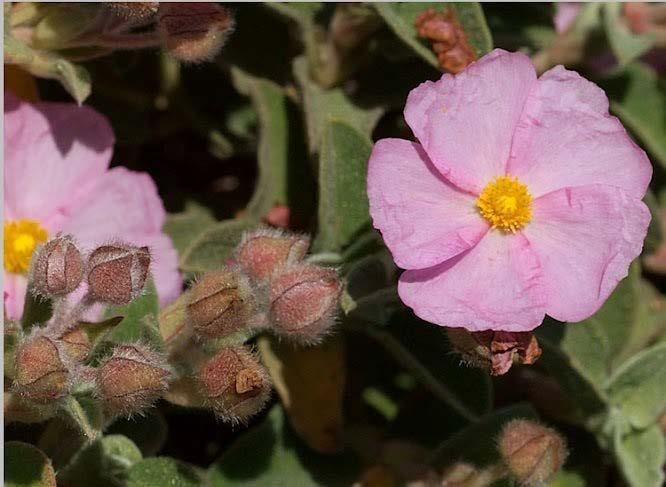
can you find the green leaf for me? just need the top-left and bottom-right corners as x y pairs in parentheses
(208, 406), (359, 486)
(127, 458), (204, 487)
(57, 435), (143, 487)
(164, 202), (216, 256)
(21, 286), (52, 331)
(605, 62), (666, 169)
(315, 120), (373, 252)
(31, 4), (101, 50)
(428, 404), (537, 468)
(374, 3), (493, 68)
(614, 424), (666, 487)
(606, 342), (666, 429)
(5, 441), (57, 487)
(294, 57), (384, 153)
(603, 3), (655, 66)
(265, 2), (324, 27)
(180, 219), (255, 273)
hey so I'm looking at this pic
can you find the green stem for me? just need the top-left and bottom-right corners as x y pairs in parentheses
(346, 322), (479, 423)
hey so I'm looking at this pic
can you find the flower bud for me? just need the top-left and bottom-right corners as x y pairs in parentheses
(30, 235), (84, 297)
(498, 419), (567, 486)
(87, 244), (150, 305)
(14, 332), (70, 404)
(197, 346), (271, 423)
(236, 228), (309, 281)
(187, 268), (256, 339)
(107, 2), (159, 20)
(57, 327), (91, 363)
(446, 329), (541, 376)
(157, 3), (234, 63)
(269, 265), (341, 344)
(97, 344), (170, 417)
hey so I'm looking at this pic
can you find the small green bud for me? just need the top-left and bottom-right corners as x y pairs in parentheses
(14, 332), (70, 404)
(498, 419), (567, 486)
(269, 265), (341, 344)
(87, 244), (150, 305)
(97, 344), (170, 417)
(187, 268), (255, 339)
(30, 235), (84, 297)
(197, 346), (271, 424)
(236, 227), (309, 281)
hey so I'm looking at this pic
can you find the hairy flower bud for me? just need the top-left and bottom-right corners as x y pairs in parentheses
(446, 329), (541, 376)
(87, 244), (150, 305)
(107, 2), (159, 20)
(269, 265), (341, 344)
(57, 327), (91, 363)
(197, 346), (271, 423)
(97, 344), (170, 417)
(498, 419), (567, 486)
(14, 332), (70, 403)
(187, 268), (256, 339)
(157, 3), (234, 63)
(236, 228), (309, 281)
(31, 235), (84, 297)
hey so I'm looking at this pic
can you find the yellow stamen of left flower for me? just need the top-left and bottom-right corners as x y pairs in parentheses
(4, 220), (48, 273)
(477, 176), (532, 233)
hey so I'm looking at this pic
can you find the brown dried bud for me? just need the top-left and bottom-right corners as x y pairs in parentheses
(97, 344), (170, 417)
(498, 419), (567, 486)
(236, 227), (310, 281)
(31, 235), (84, 297)
(415, 8), (476, 73)
(157, 3), (234, 63)
(14, 332), (70, 404)
(446, 329), (541, 376)
(197, 346), (271, 423)
(107, 2), (159, 20)
(87, 244), (150, 305)
(269, 265), (341, 344)
(57, 327), (91, 363)
(187, 268), (255, 339)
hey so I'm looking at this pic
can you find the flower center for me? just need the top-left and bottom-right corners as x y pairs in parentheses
(476, 176), (532, 232)
(4, 220), (48, 273)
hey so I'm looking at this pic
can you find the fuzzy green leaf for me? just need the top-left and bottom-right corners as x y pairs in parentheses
(614, 424), (665, 487)
(127, 458), (204, 487)
(21, 286), (52, 332)
(180, 219), (255, 273)
(5, 441), (57, 487)
(315, 120), (373, 252)
(374, 3), (493, 68)
(164, 202), (216, 256)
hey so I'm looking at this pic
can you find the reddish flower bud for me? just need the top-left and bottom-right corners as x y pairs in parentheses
(14, 332), (70, 404)
(236, 227), (309, 281)
(446, 329), (542, 376)
(107, 2), (159, 20)
(197, 346), (271, 423)
(415, 7), (476, 74)
(57, 327), (91, 363)
(30, 235), (84, 297)
(157, 3), (234, 63)
(187, 268), (256, 339)
(269, 265), (341, 344)
(87, 244), (150, 305)
(97, 344), (170, 417)
(498, 419), (567, 486)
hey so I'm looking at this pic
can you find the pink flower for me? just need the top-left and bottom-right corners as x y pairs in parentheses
(367, 49), (652, 332)
(4, 92), (182, 319)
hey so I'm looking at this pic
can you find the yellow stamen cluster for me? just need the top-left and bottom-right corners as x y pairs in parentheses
(4, 220), (48, 273)
(477, 176), (532, 232)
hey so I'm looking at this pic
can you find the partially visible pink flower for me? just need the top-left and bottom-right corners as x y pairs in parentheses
(4, 91), (182, 319)
(367, 49), (651, 332)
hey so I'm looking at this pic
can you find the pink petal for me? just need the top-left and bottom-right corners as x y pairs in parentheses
(367, 139), (488, 269)
(507, 66), (652, 199)
(4, 92), (114, 222)
(4, 273), (28, 321)
(404, 49), (537, 193)
(523, 184), (650, 322)
(554, 3), (581, 33)
(141, 233), (183, 306)
(398, 231), (546, 332)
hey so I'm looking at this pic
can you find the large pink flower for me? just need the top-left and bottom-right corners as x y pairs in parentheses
(367, 49), (652, 332)
(4, 91), (182, 319)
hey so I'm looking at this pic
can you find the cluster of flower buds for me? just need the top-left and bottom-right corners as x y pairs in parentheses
(415, 8), (476, 73)
(179, 226), (342, 423)
(12, 235), (170, 420)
